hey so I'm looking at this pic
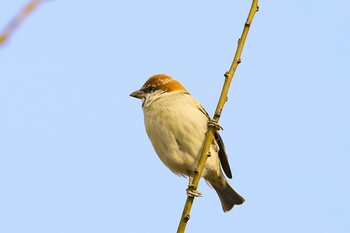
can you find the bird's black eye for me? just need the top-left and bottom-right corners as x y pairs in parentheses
(143, 85), (157, 93)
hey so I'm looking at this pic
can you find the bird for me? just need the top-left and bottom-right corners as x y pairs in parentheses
(130, 74), (244, 212)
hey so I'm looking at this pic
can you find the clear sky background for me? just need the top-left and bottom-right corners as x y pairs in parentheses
(1, 1), (349, 232)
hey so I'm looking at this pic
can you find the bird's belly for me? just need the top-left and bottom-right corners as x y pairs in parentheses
(144, 108), (207, 176)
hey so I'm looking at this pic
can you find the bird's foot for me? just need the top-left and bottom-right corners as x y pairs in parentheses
(187, 177), (202, 197)
(207, 120), (223, 131)
(186, 185), (203, 197)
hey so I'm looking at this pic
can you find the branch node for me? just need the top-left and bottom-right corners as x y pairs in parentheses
(193, 168), (199, 174)
(224, 71), (229, 78)
(245, 19), (252, 26)
(237, 58), (242, 64)
(184, 215), (190, 222)
(214, 110), (222, 118)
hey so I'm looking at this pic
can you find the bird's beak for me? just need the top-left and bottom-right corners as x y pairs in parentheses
(130, 89), (145, 99)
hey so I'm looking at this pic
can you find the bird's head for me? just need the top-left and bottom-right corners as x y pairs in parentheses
(130, 74), (188, 107)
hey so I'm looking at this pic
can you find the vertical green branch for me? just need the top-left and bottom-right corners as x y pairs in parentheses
(176, 1), (259, 232)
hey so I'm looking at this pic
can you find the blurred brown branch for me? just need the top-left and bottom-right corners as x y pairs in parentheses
(0, 0), (43, 46)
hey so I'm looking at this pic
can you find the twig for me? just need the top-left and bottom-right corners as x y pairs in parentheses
(176, 1), (259, 232)
(0, 0), (43, 46)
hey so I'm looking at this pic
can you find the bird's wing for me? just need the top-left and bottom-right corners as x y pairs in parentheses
(214, 131), (232, 179)
(197, 104), (233, 179)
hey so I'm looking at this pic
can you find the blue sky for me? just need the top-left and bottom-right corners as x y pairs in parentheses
(1, 1), (349, 232)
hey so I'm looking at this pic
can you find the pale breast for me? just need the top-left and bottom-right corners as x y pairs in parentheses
(142, 92), (208, 176)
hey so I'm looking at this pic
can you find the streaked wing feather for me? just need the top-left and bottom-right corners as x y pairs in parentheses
(214, 131), (232, 179)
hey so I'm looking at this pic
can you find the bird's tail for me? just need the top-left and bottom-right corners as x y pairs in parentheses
(211, 179), (245, 212)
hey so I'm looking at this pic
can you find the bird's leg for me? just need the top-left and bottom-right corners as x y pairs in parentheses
(186, 176), (202, 197)
(207, 119), (223, 131)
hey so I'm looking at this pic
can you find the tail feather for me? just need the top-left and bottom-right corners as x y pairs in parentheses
(211, 180), (245, 212)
